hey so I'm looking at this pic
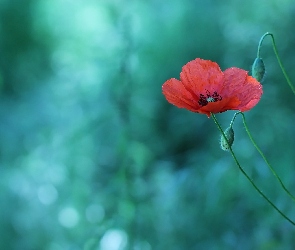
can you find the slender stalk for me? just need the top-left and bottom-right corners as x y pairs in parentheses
(257, 32), (295, 95)
(229, 111), (240, 128)
(237, 111), (295, 203)
(211, 112), (295, 226)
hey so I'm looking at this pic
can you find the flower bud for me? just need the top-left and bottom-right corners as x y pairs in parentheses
(251, 57), (265, 82)
(220, 127), (234, 151)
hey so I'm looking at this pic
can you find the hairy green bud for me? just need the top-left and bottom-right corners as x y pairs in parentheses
(251, 57), (265, 82)
(220, 127), (234, 151)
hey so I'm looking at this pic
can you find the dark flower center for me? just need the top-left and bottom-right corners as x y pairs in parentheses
(198, 90), (222, 106)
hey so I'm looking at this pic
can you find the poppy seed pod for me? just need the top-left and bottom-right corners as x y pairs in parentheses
(220, 127), (234, 151)
(251, 57), (265, 82)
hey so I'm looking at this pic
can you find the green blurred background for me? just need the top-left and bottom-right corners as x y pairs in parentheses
(1, 0), (295, 249)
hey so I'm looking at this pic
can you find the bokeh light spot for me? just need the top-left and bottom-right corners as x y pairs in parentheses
(99, 229), (128, 250)
(38, 184), (58, 205)
(58, 207), (79, 228)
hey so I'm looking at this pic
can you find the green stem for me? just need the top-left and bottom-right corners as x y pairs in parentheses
(237, 111), (295, 203)
(229, 111), (240, 128)
(211, 112), (295, 226)
(257, 32), (295, 95)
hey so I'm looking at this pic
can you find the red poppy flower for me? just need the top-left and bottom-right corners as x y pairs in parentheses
(162, 58), (263, 117)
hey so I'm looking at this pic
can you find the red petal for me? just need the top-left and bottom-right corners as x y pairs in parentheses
(222, 68), (263, 111)
(162, 78), (200, 112)
(198, 97), (240, 116)
(180, 58), (224, 95)
(238, 75), (263, 111)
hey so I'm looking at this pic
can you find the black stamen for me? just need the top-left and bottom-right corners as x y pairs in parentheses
(198, 90), (222, 106)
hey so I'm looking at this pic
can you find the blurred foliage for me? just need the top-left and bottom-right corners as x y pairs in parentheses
(1, 0), (295, 249)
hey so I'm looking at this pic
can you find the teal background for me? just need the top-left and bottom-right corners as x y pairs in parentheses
(1, 0), (295, 249)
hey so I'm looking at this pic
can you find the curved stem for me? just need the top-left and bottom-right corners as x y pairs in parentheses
(257, 33), (268, 58)
(211, 112), (295, 226)
(229, 111), (240, 128)
(237, 111), (295, 203)
(257, 32), (295, 95)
